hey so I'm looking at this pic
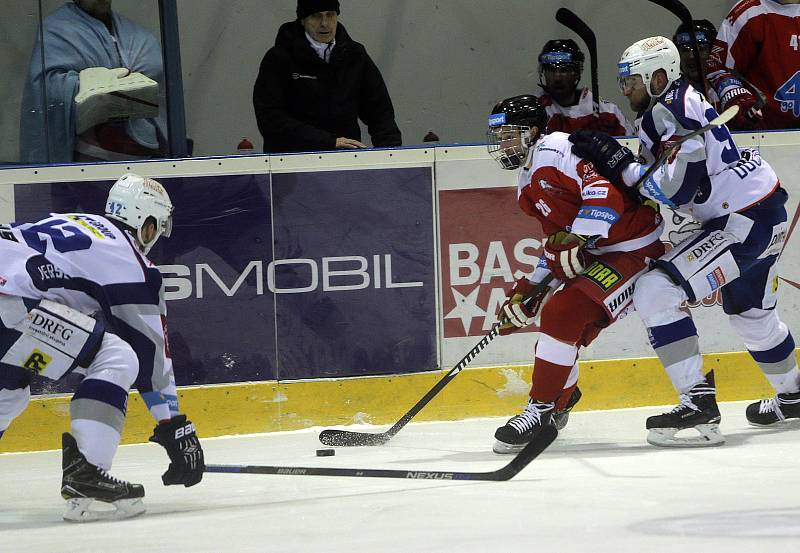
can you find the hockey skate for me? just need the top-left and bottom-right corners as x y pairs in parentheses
(646, 371), (724, 447)
(746, 391), (800, 426)
(553, 386), (582, 431)
(61, 432), (145, 522)
(493, 399), (555, 454)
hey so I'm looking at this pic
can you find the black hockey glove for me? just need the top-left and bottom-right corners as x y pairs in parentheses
(569, 130), (635, 185)
(150, 415), (205, 487)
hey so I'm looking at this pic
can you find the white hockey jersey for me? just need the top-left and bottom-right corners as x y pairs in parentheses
(0, 213), (175, 420)
(633, 79), (779, 223)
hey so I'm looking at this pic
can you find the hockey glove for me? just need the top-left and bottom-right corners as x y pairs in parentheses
(498, 277), (552, 335)
(150, 415), (205, 487)
(715, 74), (762, 130)
(543, 232), (586, 281)
(586, 114), (623, 136)
(569, 131), (635, 185)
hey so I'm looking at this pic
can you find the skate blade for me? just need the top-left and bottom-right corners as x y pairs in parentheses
(553, 412), (569, 431)
(493, 440), (526, 455)
(647, 424), (725, 448)
(63, 497), (145, 522)
(747, 418), (800, 428)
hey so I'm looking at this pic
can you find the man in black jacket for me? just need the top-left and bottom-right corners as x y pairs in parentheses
(253, 0), (402, 153)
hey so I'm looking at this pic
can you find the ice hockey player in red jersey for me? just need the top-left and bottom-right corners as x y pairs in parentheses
(534, 39), (633, 136)
(673, 19), (718, 100)
(707, 0), (800, 130)
(486, 95), (664, 453)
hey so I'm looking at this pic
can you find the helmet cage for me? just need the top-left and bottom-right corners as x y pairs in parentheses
(487, 121), (533, 170)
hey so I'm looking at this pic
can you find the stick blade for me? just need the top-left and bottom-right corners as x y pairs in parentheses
(490, 425), (558, 481)
(712, 105), (740, 127)
(318, 429), (390, 447)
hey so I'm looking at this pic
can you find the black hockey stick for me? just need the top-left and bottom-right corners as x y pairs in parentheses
(649, 0), (767, 112)
(318, 274), (555, 447)
(634, 105), (739, 189)
(646, 0), (707, 86)
(556, 7), (599, 115)
(206, 425), (556, 481)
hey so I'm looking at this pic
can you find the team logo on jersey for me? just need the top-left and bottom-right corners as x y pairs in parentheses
(605, 279), (636, 318)
(577, 206), (619, 224)
(685, 231), (728, 263)
(0, 227), (17, 243)
(706, 267), (727, 291)
(23, 349), (52, 373)
(582, 260), (622, 290)
(0, 275), (6, 286)
(67, 215), (115, 240)
(581, 186), (609, 200)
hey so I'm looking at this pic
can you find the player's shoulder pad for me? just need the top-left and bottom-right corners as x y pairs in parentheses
(726, 0), (763, 25)
(534, 132), (570, 156)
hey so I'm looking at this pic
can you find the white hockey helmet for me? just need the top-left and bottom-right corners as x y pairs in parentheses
(617, 36), (681, 98)
(106, 173), (173, 253)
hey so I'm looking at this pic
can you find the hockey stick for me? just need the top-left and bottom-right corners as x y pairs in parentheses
(318, 273), (556, 447)
(634, 104), (739, 189)
(555, 8), (600, 115)
(646, 0), (707, 86)
(649, 0), (767, 112)
(206, 425), (556, 481)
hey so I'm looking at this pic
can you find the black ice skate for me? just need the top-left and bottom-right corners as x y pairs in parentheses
(493, 399), (555, 454)
(746, 391), (800, 426)
(646, 371), (724, 447)
(61, 432), (145, 522)
(553, 387), (582, 431)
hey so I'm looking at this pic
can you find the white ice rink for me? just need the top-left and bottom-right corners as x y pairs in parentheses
(2, 401), (799, 553)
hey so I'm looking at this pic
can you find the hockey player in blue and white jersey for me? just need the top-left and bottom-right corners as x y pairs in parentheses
(570, 36), (800, 447)
(0, 173), (204, 521)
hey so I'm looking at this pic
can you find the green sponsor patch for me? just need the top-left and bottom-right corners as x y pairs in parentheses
(582, 260), (622, 291)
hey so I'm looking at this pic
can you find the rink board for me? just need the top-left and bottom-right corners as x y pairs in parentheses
(0, 350), (781, 453)
(0, 135), (798, 452)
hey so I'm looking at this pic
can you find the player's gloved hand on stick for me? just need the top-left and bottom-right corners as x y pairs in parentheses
(719, 85), (762, 129)
(498, 277), (552, 335)
(569, 130), (635, 185)
(544, 232), (586, 281)
(150, 414), (205, 487)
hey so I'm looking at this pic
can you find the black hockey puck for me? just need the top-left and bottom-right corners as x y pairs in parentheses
(316, 448), (335, 457)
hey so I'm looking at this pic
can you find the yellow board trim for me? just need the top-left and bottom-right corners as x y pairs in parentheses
(0, 350), (786, 453)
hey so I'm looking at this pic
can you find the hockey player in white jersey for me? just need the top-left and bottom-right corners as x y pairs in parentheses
(570, 36), (800, 446)
(0, 173), (204, 521)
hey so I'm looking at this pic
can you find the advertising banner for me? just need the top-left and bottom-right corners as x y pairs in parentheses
(270, 167), (437, 380)
(14, 166), (437, 393)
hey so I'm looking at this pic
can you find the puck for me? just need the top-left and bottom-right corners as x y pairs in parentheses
(316, 448), (335, 457)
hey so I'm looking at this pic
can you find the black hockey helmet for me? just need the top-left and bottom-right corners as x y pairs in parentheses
(486, 95), (548, 170)
(539, 40), (584, 72)
(673, 19), (717, 50)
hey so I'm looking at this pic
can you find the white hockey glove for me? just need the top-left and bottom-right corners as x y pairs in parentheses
(74, 67), (159, 134)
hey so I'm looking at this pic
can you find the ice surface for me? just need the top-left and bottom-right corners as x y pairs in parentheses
(2, 401), (799, 552)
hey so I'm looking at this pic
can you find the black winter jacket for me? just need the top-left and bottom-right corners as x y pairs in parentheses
(253, 21), (402, 153)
